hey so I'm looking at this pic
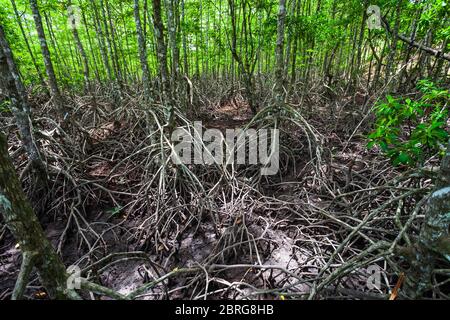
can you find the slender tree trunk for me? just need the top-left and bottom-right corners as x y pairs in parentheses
(134, 0), (151, 98)
(165, 0), (180, 79)
(181, 0), (188, 76)
(228, 0), (256, 114)
(43, 12), (70, 82)
(89, 0), (112, 82)
(432, 38), (448, 82)
(29, 0), (65, 113)
(0, 25), (47, 182)
(81, 9), (101, 84)
(105, 0), (124, 86)
(398, 5), (422, 90)
(152, 0), (170, 96)
(385, 2), (402, 91)
(353, 1), (368, 87)
(99, 0), (119, 84)
(10, 0), (46, 89)
(68, 3), (91, 94)
(274, 0), (287, 106)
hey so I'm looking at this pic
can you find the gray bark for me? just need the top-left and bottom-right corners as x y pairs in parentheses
(68, 3), (91, 94)
(0, 25), (47, 182)
(134, 0), (151, 98)
(29, 0), (65, 113)
(89, 0), (113, 81)
(382, 16), (450, 63)
(10, 0), (46, 89)
(274, 0), (287, 106)
(0, 132), (78, 300)
(408, 140), (450, 297)
(152, 0), (170, 95)
(165, 0), (180, 79)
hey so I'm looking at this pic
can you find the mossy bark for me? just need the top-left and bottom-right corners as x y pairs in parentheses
(408, 140), (450, 297)
(0, 25), (47, 184)
(0, 133), (74, 299)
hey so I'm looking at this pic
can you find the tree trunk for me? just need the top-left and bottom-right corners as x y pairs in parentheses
(165, 0), (180, 80)
(134, 0), (152, 98)
(68, 3), (91, 94)
(227, 0), (257, 115)
(0, 132), (78, 300)
(181, 0), (188, 76)
(408, 139), (450, 297)
(105, 0), (123, 86)
(89, 0), (113, 82)
(29, 0), (65, 113)
(81, 9), (101, 83)
(385, 2), (402, 91)
(152, 0), (170, 96)
(274, 0), (287, 106)
(10, 0), (46, 90)
(0, 25), (47, 183)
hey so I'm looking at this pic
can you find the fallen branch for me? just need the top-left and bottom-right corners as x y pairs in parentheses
(382, 17), (450, 62)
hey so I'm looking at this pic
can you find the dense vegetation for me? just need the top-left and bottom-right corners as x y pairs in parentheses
(0, 0), (449, 300)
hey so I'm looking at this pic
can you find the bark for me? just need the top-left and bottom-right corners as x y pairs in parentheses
(398, 5), (422, 90)
(10, 0), (46, 89)
(227, 0), (257, 115)
(43, 12), (69, 77)
(353, 1), (368, 86)
(382, 17), (450, 62)
(0, 25), (47, 182)
(0, 132), (78, 300)
(29, 0), (65, 113)
(105, 0), (123, 86)
(432, 38), (448, 82)
(181, 0), (188, 76)
(165, 0), (180, 79)
(408, 139), (450, 297)
(134, 0), (151, 98)
(89, 0), (112, 81)
(385, 2), (402, 90)
(274, 0), (287, 106)
(81, 9), (101, 83)
(68, 2), (91, 94)
(99, 0), (115, 78)
(152, 0), (170, 95)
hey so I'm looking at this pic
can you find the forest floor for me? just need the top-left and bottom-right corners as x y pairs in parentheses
(0, 83), (439, 299)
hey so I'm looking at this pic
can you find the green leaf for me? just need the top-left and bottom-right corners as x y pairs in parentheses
(379, 141), (389, 152)
(393, 152), (411, 166)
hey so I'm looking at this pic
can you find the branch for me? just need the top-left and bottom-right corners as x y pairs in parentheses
(80, 279), (129, 300)
(127, 267), (198, 300)
(12, 251), (36, 300)
(381, 17), (450, 62)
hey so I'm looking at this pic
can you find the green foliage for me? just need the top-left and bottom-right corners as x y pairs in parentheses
(0, 100), (11, 113)
(0, 0), (447, 92)
(368, 80), (449, 166)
